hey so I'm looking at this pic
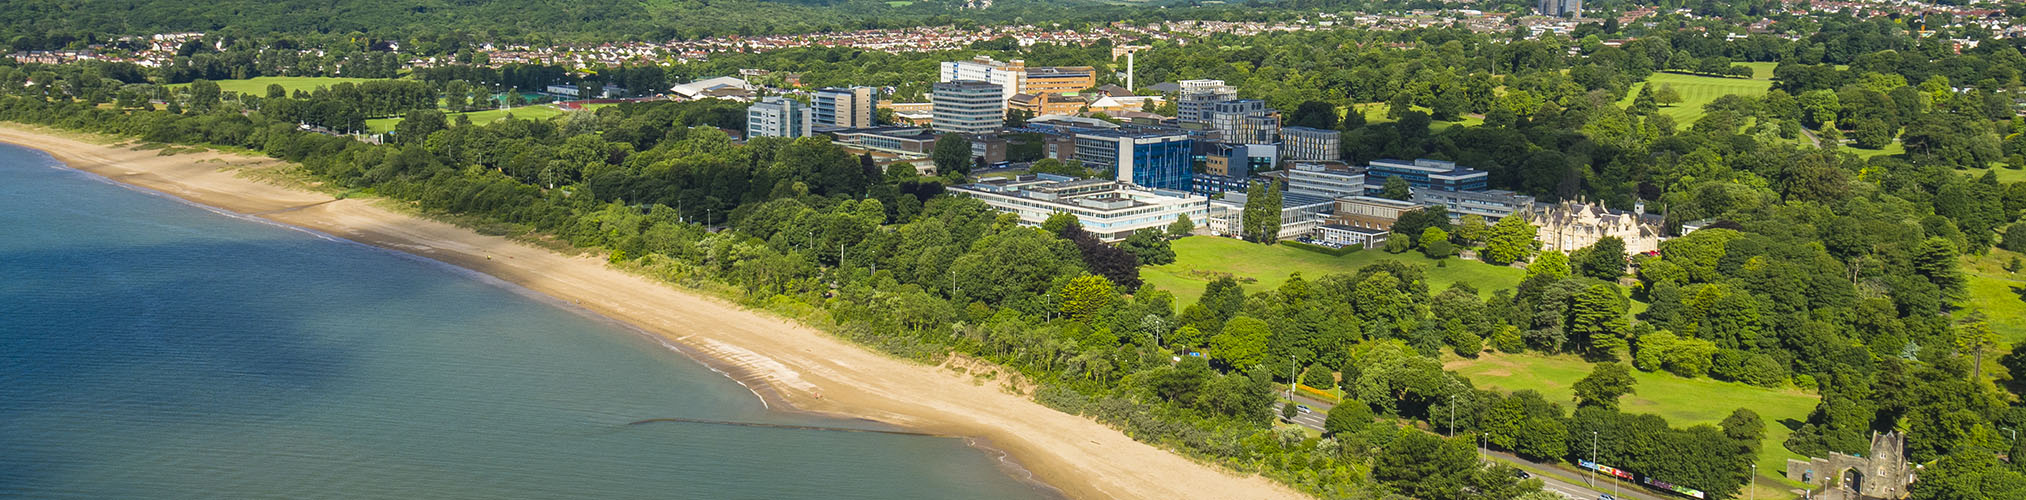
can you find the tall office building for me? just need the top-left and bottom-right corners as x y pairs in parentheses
(1210, 99), (1279, 145)
(812, 86), (876, 128)
(931, 80), (1005, 134)
(1073, 130), (1194, 191)
(1280, 126), (1341, 161)
(1538, 0), (1581, 17)
(745, 96), (812, 138)
(940, 55), (1096, 109)
(1176, 79), (1237, 123)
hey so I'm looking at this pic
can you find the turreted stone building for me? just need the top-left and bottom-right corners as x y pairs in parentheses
(1784, 432), (1914, 500)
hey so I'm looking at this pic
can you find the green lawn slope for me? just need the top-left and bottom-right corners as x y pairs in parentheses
(170, 76), (380, 96)
(1143, 236), (1524, 306)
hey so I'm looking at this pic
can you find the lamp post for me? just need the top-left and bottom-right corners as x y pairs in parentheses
(1590, 431), (1598, 487)
(1287, 355), (1296, 400)
(1750, 463), (1758, 500)
(1448, 395), (1456, 437)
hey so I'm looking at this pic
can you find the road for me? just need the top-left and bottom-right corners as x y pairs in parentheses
(1282, 393), (1672, 500)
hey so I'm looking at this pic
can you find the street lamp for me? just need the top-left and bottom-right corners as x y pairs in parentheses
(1590, 431), (1598, 487)
(1750, 463), (1758, 500)
(1448, 395), (1456, 437)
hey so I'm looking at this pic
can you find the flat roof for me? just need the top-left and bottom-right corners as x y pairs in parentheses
(1320, 224), (1391, 235)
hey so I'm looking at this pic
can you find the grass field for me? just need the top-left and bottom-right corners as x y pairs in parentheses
(1617, 72), (1774, 125)
(364, 105), (571, 133)
(1142, 236), (1525, 306)
(1348, 103), (1484, 132)
(169, 76), (380, 96)
(1961, 248), (2026, 344)
(1445, 352), (1820, 488)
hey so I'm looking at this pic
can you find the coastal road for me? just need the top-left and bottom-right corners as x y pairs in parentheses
(1281, 393), (1671, 500)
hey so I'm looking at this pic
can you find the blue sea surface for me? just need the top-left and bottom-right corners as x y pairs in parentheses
(0, 143), (1050, 499)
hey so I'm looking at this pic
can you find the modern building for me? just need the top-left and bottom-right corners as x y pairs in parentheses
(931, 80), (1005, 134)
(670, 76), (756, 101)
(1193, 144), (1274, 195)
(1072, 130), (1194, 191)
(831, 127), (940, 154)
(1280, 126), (1341, 162)
(1539, 0), (1582, 18)
(1412, 189), (1536, 221)
(1206, 190), (1335, 241)
(1176, 79), (1237, 123)
(951, 175), (1210, 242)
(1209, 99), (1279, 145)
(1364, 158), (1490, 193)
(1285, 163), (1367, 199)
(813, 86), (877, 128)
(746, 96), (813, 138)
(1008, 92), (1086, 116)
(1525, 199), (1666, 254)
(939, 56), (1095, 108)
(1023, 66), (1097, 96)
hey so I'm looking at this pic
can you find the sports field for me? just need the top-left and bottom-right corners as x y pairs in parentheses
(1142, 235), (1524, 306)
(170, 76), (380, 96)
(364, 105), (570, 133)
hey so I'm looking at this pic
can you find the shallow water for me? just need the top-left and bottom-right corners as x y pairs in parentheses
(0, 143), (1050, 499)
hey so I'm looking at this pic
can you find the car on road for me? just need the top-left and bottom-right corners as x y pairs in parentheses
(1514, 470), (1532, 479)
(1598, 495), (1617, 500)
(1296, 405), (1312, 414)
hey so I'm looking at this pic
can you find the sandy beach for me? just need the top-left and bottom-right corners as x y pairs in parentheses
(0, 125), (1303, 500)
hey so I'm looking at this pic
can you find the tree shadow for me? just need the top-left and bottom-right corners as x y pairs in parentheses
(1780, 418), (1805, 432)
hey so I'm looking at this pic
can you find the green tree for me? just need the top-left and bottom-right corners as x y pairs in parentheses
(1209, 315), (1272, 369)
(1118, 228), (1175, 265)
(1375, 432), (1479, 500)
(1301, 362), (1334, 389)
(1525, 251), (1570, 282)
(1323, 399), (1373, 436)
(1167, 214), (1195, 238)
(1057, 273), (1117, 321)
(1631, 85), (1658, 115)
(1913, 237), (1965, 301)
(1654, 84), (1683, 107)
(1573, 236), (1627, 281)
(1455, 214), (1489, 246)
(1483, 216), (1540, 265)
(1041, 212), (1081, 235)
(931, 133), (972, 176)
(1380, 175), (1412, 200)
(1573, 362), (1637, 409)
(1421, 227), (1455, 259)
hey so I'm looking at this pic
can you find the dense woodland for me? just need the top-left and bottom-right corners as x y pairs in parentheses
(7, 13), (2026, 499)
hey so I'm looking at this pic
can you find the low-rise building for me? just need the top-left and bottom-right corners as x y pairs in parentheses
(1207, 191), (1335, 241)
(1315, 224), (1391, 249)
(832, 126), (939, 154)
(1332, 196), (1426, 231)
(951, 175), (1210, 241)
(1008, 92), (1086, 116)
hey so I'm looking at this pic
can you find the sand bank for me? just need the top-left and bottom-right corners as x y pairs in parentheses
(0, 125), (1303, 500)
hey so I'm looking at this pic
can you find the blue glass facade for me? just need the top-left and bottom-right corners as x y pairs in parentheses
(1364, 158), (1489, 193)
(1130, 138), (1194, 191)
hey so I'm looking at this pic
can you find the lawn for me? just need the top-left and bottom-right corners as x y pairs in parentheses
(1617, 72), (1774, 125)
(364, 105), (571, 133)
(1960, 248), (2026, 344)
(170, 76), (380, 96)
(1347, 102), (1484, 132)
(1445, 352), (1821, 489)
(1143, 235), (1525, 306)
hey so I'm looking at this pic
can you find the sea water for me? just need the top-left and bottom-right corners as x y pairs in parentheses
(0, 143), (1051, 499)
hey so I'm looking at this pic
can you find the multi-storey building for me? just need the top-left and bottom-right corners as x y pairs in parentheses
(745, 96), (812, 138)
(1209, 99), (1279, 145)
(813, 86), (876, 128)
(931, 80), (1005, 134)
(1526, 199), (1665, 254)
(940, 55), (1095, 109)
(1364, 158), (1489, 193)
(1071, 130), (1194, 191)
(1280, 126), (1341, 162)
(1207, 190), (1335, 241)
(1022, 66), (1096, 96)
(1412, 189), (1536, 222)
(1176, 79), (1237, 123)
(1285, 162), (1367, 199)
(1539, 0), (1582, 18)
(951, 175), (1210, 242)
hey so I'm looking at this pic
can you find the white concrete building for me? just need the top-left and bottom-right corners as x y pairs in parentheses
(746, 96), (812, 138)
(951, 175), (1209, 242)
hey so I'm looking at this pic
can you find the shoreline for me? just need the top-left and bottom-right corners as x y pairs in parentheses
(0, 124), (1304, 500)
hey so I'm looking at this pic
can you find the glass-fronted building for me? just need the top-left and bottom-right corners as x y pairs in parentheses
(1072, 130), (1194, 191)
(1364, 158), (1489, 193)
